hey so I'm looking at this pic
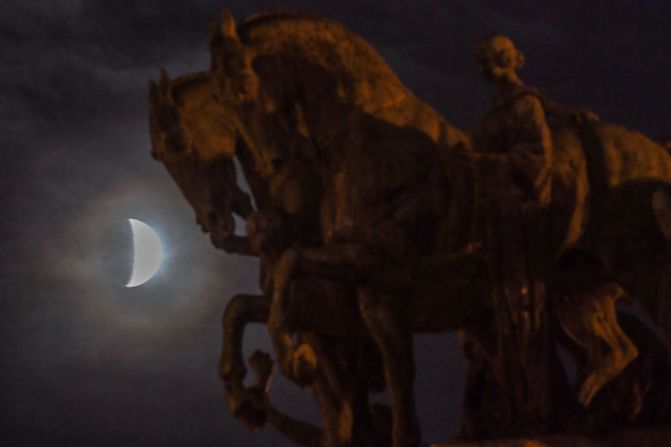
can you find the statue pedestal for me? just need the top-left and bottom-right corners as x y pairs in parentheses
(431, 426), (671, 447)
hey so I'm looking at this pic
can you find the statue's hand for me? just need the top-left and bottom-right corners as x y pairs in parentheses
(572, 109), (599, 125)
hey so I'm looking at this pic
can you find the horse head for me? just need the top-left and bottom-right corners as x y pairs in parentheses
(209, 11), (260, 105)
(208, 11), (296, 181)
(149, 70), (253, 248)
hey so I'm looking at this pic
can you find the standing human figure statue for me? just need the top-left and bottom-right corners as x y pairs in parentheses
(471, 33), (553, 208)
(464, 33), (568, 434)
(469, 33), (599, 202)
(470, 33), (597, 204)
(461, 35), (640, 437)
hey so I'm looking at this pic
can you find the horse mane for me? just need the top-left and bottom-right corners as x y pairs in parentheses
(236, 11), (410, 114)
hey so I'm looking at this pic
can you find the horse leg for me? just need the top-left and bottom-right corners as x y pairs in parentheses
(270, 329), (319, 388)
(656, 263), (671, 352)
(357, 287), (419, 447)
(247, 347), (325, 446)
(556, 283), (638, 407)
(268, 244), (378, 380)
(220, 293), (312, 414)
(220, 294), (271, 427)
(577, 313), (638, 407)
(220, 294), (324, 445)
(653, 188), (671, 345)
(269, 247), (301, 332)
(220, 294), (271, 383)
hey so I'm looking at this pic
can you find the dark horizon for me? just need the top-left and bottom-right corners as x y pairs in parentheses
(2, 1), (670, 445)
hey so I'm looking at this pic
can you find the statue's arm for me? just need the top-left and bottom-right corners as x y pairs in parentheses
(507, 95), (554, 203)
(465, 95), (553, 201)
(543, 96), (599, 126)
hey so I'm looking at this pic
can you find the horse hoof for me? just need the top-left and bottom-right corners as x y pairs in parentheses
(231, 387), (268, 431)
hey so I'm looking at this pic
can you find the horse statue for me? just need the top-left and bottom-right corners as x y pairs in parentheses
(149, 10), (671, 446)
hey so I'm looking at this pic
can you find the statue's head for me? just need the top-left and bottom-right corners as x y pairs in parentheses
(475, 34), (525, 83)
(210, 11), (260, 105)
(149, 71), (242, 246)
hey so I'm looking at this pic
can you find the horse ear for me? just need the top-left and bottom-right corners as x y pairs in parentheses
(160, 69), (170, 90)
(159, 69), (175, 104)
(220, 10), (238, 40)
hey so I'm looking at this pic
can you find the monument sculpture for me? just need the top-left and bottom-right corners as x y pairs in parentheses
(148, 10), (671, 447)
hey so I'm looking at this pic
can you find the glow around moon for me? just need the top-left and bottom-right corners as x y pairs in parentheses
(126, 219), (164, 287)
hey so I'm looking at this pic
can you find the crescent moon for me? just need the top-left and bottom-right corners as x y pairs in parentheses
(126, 219), (164, 287)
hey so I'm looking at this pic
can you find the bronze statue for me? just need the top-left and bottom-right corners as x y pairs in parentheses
(149, 10), (671, 446)
(468, 33), (638, 415)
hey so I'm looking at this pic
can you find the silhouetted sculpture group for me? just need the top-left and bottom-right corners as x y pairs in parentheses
(149, 11), (671, 447)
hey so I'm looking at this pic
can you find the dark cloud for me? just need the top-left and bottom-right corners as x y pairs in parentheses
(5, 0), (667, 138)
(1, 1), (670, 446)
(1, 1), (209, 137)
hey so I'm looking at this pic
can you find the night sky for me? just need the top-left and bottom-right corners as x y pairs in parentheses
(2, 1), (670, 446)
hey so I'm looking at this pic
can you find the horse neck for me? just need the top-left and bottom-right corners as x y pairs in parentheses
(233, 143), (271, 210)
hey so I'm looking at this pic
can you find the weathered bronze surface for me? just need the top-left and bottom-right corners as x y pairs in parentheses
(149, 11), (671, 447)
